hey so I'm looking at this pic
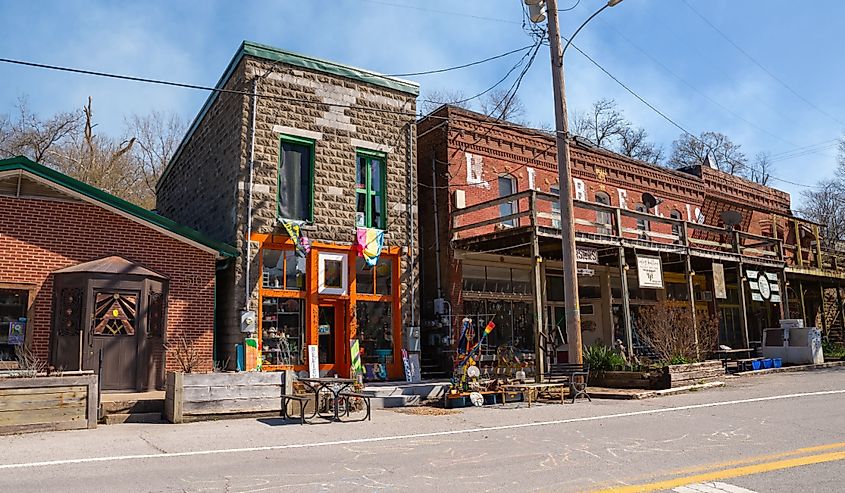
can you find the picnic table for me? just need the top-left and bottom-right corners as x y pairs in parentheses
(297, 377), (355, 422)
(500, 382), (569, 407)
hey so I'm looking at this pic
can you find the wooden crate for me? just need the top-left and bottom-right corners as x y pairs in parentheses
(0, 374), (98, 435)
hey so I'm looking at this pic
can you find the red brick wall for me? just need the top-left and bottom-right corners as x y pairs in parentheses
(0, 195), (216, 374)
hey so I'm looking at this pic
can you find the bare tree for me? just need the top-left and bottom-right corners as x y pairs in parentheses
(570, 98), (627, 148)
(125, 111), (185, 203)
(618, 126), (664, 164)
(0, 97), (80, 164)
(478, 88), (526, 124)
(637, 300), (721, 363)
(668, 131), (748, 176)
(420, 89), (471, 114)
(749, 152), (774, 186)
(799, 180), (845, 251)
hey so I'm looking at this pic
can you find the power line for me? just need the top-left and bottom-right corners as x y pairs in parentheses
(680, 0), (845, 128)
(384, 44), (534, 77)
(559, 0), (581, 12)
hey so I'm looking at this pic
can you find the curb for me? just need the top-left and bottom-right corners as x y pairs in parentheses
(632, 381), (726, 400)
(735, 360), (845, 377)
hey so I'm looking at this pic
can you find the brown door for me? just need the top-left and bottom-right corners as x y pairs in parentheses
(85, 290), (140, 391)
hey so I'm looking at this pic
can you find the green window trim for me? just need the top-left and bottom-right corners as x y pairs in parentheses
(356, 150), (387, 229)
(277, 134), (316, 223)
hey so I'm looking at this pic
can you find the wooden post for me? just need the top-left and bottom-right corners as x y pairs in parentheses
(838, 286), (845, 342)
(819, 282), (828, 336)
(794, 219), (804, 267)
(685, 254), (699, 359)
(529, 192), (545, 381)
(738, 262), (750, 348)
(798, 280), (807, 326)
(618, 247), (633, 360)
(87, 375), (99, 430)
(814, 225), (823, 269)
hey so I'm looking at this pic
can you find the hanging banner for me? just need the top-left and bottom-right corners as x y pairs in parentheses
(637, 255), (664, 289)
(713, 263), (727, 299)
(747, 270), (781, 303)
(356, 227), (385, 267)
(350, 339), (364, 376)
(308, 344), (320, 378)
(576, 246), (599, 264)
(281, 219), (312, 258)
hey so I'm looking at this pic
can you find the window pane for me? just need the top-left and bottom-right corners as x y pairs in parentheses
(357, 301), (393, 368)
(371, 194), (383, 229)
(93, 292), (137, 336)
(356, 257), (374, 294)
(324, 260), (343, 288)
(462, 264), (486, 292)
(284, 251), (306, 291)
(371, 158), (384, 193)
(547, 275), (564, 301)
(551, 186), (560, 212)
(261, 297), (304, 365)
(356, 192), (367, 227)
(262, 249), (284, 288)
(0, 289), (28, 361)
(279, 141), (312, 221)
(511, 268), (531, 295)
(376, 258), (392, 295)
(487, 266), (511, 293)
(356, 155), (366, 190)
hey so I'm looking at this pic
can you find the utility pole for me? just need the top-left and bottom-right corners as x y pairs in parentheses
(546, 0), (582, 364)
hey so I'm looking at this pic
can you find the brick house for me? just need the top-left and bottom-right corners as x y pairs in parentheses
(156, 41), (419, 380)
(417, 105), (844, 375)
(0, 156), (236, 391)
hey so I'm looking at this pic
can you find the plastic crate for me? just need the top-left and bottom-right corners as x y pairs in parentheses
(773, 358), (783, 368)
(763, 358), (773, 369)
(752, 359), (763, 370)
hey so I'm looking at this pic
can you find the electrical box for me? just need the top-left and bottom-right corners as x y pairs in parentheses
(240, 310), (256, 334)
(433, 298), (447, 316)
(453, 190), (466, 209)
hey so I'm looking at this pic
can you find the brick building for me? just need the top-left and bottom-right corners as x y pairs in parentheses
(0, 157), (236, 391)
(417, 105), (844, 375)
(156, 41), (419, 380)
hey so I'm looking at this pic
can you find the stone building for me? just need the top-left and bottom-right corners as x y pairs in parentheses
(416, 105), (844, 376)
(0, 156), (235, 391)
(157, 41), (419, 379)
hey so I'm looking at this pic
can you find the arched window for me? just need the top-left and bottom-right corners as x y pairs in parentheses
(635, 203), (650, 238)
(595, 192), (612, 235)
(498, 174), (517, 227)
(670, 209), (683, 241)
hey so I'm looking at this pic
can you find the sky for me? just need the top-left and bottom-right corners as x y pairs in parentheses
(1, 0), (843, 208)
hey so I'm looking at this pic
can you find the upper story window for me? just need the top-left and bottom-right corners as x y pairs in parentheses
(550, 185), (561, 229)
(595, 192), (612, 235)
(278, 135), (315, 222)
(356, 151), (386, 229)
(499, 174), (517, 227)
(670, 210), (683, 240)
(635, 203), (650, 237)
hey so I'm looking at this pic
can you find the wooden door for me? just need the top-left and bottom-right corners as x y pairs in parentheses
(84, 290), (140, 391)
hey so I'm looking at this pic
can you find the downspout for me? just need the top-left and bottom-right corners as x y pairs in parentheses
(407, 122), (416, 328)
(245, 78), (258, 312)
(432, 156), (442, 298)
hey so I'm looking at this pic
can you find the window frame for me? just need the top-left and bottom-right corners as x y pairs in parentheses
(277, 134), (316, 223)
(355, 149), (388, 229)
(498, 174), (517, 226)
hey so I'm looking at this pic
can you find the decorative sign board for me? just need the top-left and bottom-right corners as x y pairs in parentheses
(576, 247), (599, 264)
(576, 268), (595, 277)
(308, 344), (320, 378)
(637, 255), (664, 289)
(712, 263), (727, 299)
(747, 270), (781, 303)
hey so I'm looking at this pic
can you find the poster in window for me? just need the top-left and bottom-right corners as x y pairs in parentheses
(712, 262), (727, 299)
(637, 255), (664, 289)
(8, 320), (25, 345)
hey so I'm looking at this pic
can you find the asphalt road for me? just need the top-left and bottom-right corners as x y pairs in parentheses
(2, 369), (844, 492)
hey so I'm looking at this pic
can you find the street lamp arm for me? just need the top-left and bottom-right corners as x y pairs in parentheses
(561, 3), (609, 58)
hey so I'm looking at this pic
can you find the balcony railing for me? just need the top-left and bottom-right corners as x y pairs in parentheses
(452, 190), (785, 265)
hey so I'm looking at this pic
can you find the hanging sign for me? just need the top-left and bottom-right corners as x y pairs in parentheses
(713, 263), (727, 299)
(747, 270), (781, 303)
(308, 344), (320, 378)
(576, 268), (595, 277)
(637, 255), (664, 289)
(576, 246), (599, 264)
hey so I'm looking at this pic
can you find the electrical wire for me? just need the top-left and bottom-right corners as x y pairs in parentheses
(385, 44), (535, 77)
(559, 0), (581, 13)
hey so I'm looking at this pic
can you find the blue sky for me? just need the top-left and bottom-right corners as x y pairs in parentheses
(1, 0), (843, 207)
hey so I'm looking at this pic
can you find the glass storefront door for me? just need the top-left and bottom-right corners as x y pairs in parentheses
(317, 300), (347, 376)
(0, 289), (28, 363)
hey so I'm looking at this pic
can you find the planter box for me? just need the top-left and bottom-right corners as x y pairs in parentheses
(0, 373), (98, 435)
(164, 371), (291, 423)
(591, 360), (725, 390)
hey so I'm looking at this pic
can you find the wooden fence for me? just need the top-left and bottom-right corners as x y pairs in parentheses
(0, 373), (98, 435)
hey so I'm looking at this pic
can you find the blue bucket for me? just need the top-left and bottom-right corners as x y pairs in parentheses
(773, 358), (782, 368)
(752, 359), (763, 370)
(763, 358), (773, 369)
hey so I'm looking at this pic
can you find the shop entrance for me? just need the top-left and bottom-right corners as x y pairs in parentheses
(317, 300), (348, 376)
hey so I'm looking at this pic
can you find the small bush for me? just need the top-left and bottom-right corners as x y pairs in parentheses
(583, 343), (626, 372)
(822, 340), (845, 359)
(637, 301), (720, 363)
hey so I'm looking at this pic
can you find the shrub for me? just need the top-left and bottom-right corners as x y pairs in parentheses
(583, 343), (626, 372)
(637, 300), (720, 363)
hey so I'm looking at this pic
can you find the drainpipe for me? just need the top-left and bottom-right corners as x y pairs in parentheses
(432, 157), (442, 299)
(245, 78), (258, 312)
(407, 122), (416, 328)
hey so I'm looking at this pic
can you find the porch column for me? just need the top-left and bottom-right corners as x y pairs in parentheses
(530, 192), (545, 381)
(685, 254), (700, 358)
(738, 262), (750, 348)
(837, 286), (845, 341)
(798, 280), (807, 326)
(618, 247), (633, 360)
(819, 283), (827, 335)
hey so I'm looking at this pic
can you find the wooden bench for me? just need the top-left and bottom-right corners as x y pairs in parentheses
(543, 363), (591, 403)
(501, 382), (569, 406)
(280, 394), (311, 425)
(340, 392), (372, 421)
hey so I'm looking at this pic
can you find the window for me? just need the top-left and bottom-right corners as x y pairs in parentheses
(356, 302), (393, 364)
(356, 151), (386, 229)
(278, 136), (314, 222)
(262, 249), (306, 291)
(261, 297), (304, 366)
(356, 257), (392, 295)
(92, 292), (137, 336)
(461, 265), (533, 295)
(670, 210), (683, 241)
(595, 192), (612, 235)
(635, 203), (650, 238)
(318, 252), (348, 295)
(498, 174), (517, 226)
(0, 289), (28, 362)
(550, 185), (561, 228)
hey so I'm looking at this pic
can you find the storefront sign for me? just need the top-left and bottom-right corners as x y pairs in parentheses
(747, 270), (781, 303)
(576, 268), (595, 276)
(637, 255), (664, 289)
(8, 320), (25, 345)
(308, 344), (319, 378)
(712, 263), (727, 299)
(576, 246), (599, 264)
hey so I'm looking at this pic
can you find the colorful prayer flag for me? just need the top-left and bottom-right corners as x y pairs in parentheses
(281, 220), (311, 258)
(356, 227), (385, 267)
